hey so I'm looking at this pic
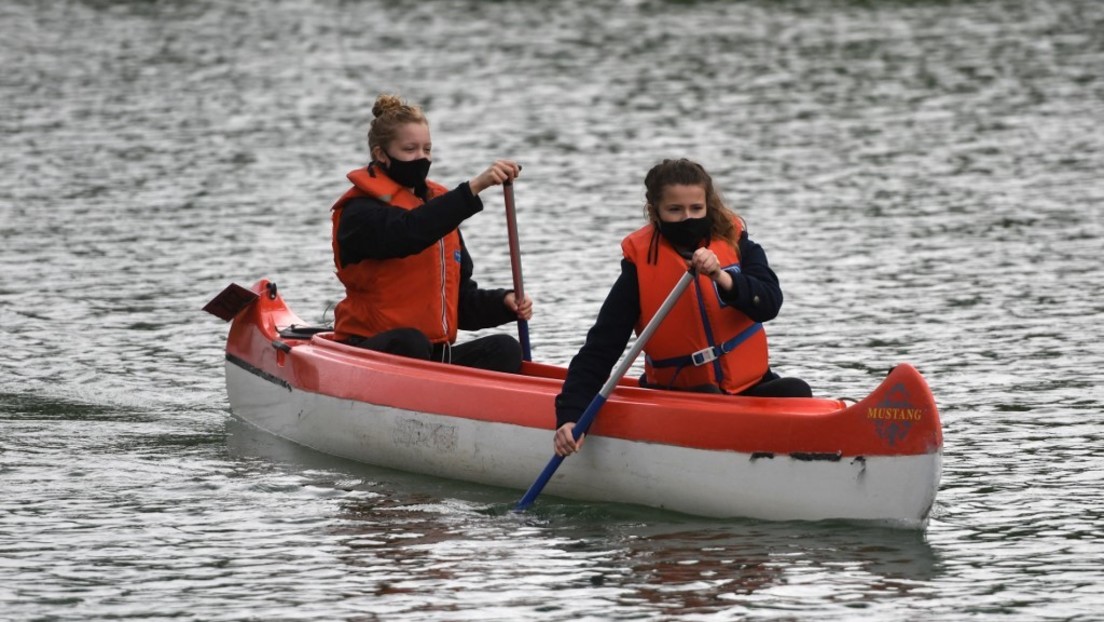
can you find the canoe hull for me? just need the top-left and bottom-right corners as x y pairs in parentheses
(217, 280), (942, 528)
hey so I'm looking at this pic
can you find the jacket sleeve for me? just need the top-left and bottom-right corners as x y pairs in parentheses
(554, 259), (641, 428)
(456, 231), (516, 330)
(718, 231), (783, 323)
(336, 182), (482, 267)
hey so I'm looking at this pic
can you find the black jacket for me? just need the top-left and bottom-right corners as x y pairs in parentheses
(336, 181), (516, 331)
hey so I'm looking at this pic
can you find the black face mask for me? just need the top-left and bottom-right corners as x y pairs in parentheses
(658, 217), (712, 249)
(382, 153), (432, 192)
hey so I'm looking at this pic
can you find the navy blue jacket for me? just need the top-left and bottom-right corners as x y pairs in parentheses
(555, 231), (783, 428)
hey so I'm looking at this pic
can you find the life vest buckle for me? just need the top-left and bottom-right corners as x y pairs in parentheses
(649, 323), (763, 370)
(690, 346), (720, 366)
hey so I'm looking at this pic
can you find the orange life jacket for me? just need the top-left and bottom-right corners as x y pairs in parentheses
(621, 221), (769, 393)
(330, 166), (460, 344)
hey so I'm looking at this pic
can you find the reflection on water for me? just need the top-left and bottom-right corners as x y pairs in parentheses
(611, 521), (939, 615)
(228, 417), (942, 618)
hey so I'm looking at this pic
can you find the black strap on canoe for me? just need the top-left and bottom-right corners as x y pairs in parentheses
(278, 324), (333, 340)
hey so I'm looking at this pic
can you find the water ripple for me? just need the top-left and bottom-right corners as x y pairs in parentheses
(2, 0), (1103, 620)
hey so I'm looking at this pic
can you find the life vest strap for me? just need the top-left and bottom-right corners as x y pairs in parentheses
(649, 322), (763, 369)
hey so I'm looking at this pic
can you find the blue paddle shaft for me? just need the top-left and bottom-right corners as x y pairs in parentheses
(518, 320), (531, 362)
(515, 268), (696, 511)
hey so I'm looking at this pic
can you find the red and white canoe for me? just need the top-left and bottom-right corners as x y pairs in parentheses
(207, 279), (943, 528)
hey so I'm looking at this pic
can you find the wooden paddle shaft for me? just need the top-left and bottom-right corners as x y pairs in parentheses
(503, 180), (531, 361)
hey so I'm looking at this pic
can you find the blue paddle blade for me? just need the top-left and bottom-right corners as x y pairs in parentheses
(514, 394), (608, 512)
(513, 268), (695, 512)
(515, 454), (566, 511)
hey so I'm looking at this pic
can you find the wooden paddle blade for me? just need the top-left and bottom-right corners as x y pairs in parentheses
(202, 283), (259, 322)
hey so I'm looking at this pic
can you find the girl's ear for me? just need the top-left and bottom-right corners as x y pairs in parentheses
(371, 145), (387, 165)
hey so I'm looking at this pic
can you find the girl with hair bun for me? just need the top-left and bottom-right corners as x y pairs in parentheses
(330, 94), (532, 373)
(552, 158), (810, 458)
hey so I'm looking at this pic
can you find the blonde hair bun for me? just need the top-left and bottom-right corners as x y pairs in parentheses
(372, 94), (405, 119)
(366, 93), (428, 154)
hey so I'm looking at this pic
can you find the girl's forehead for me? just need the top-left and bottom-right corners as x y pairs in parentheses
(660, 184), (706, 203)
(394, 122), (431, 142)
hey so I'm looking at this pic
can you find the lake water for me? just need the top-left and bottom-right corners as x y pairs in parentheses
(2, 0), (1102, 620)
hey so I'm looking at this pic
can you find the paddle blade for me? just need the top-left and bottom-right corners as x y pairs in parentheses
(513, 271), (693, 512)
(202, 283), (259, 322)
(515, 453), (566, 512)
(514, 395), (608, 512)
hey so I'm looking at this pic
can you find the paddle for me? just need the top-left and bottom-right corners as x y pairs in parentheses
(514, 266), (697, 511)
(503, 178), (531, 361)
